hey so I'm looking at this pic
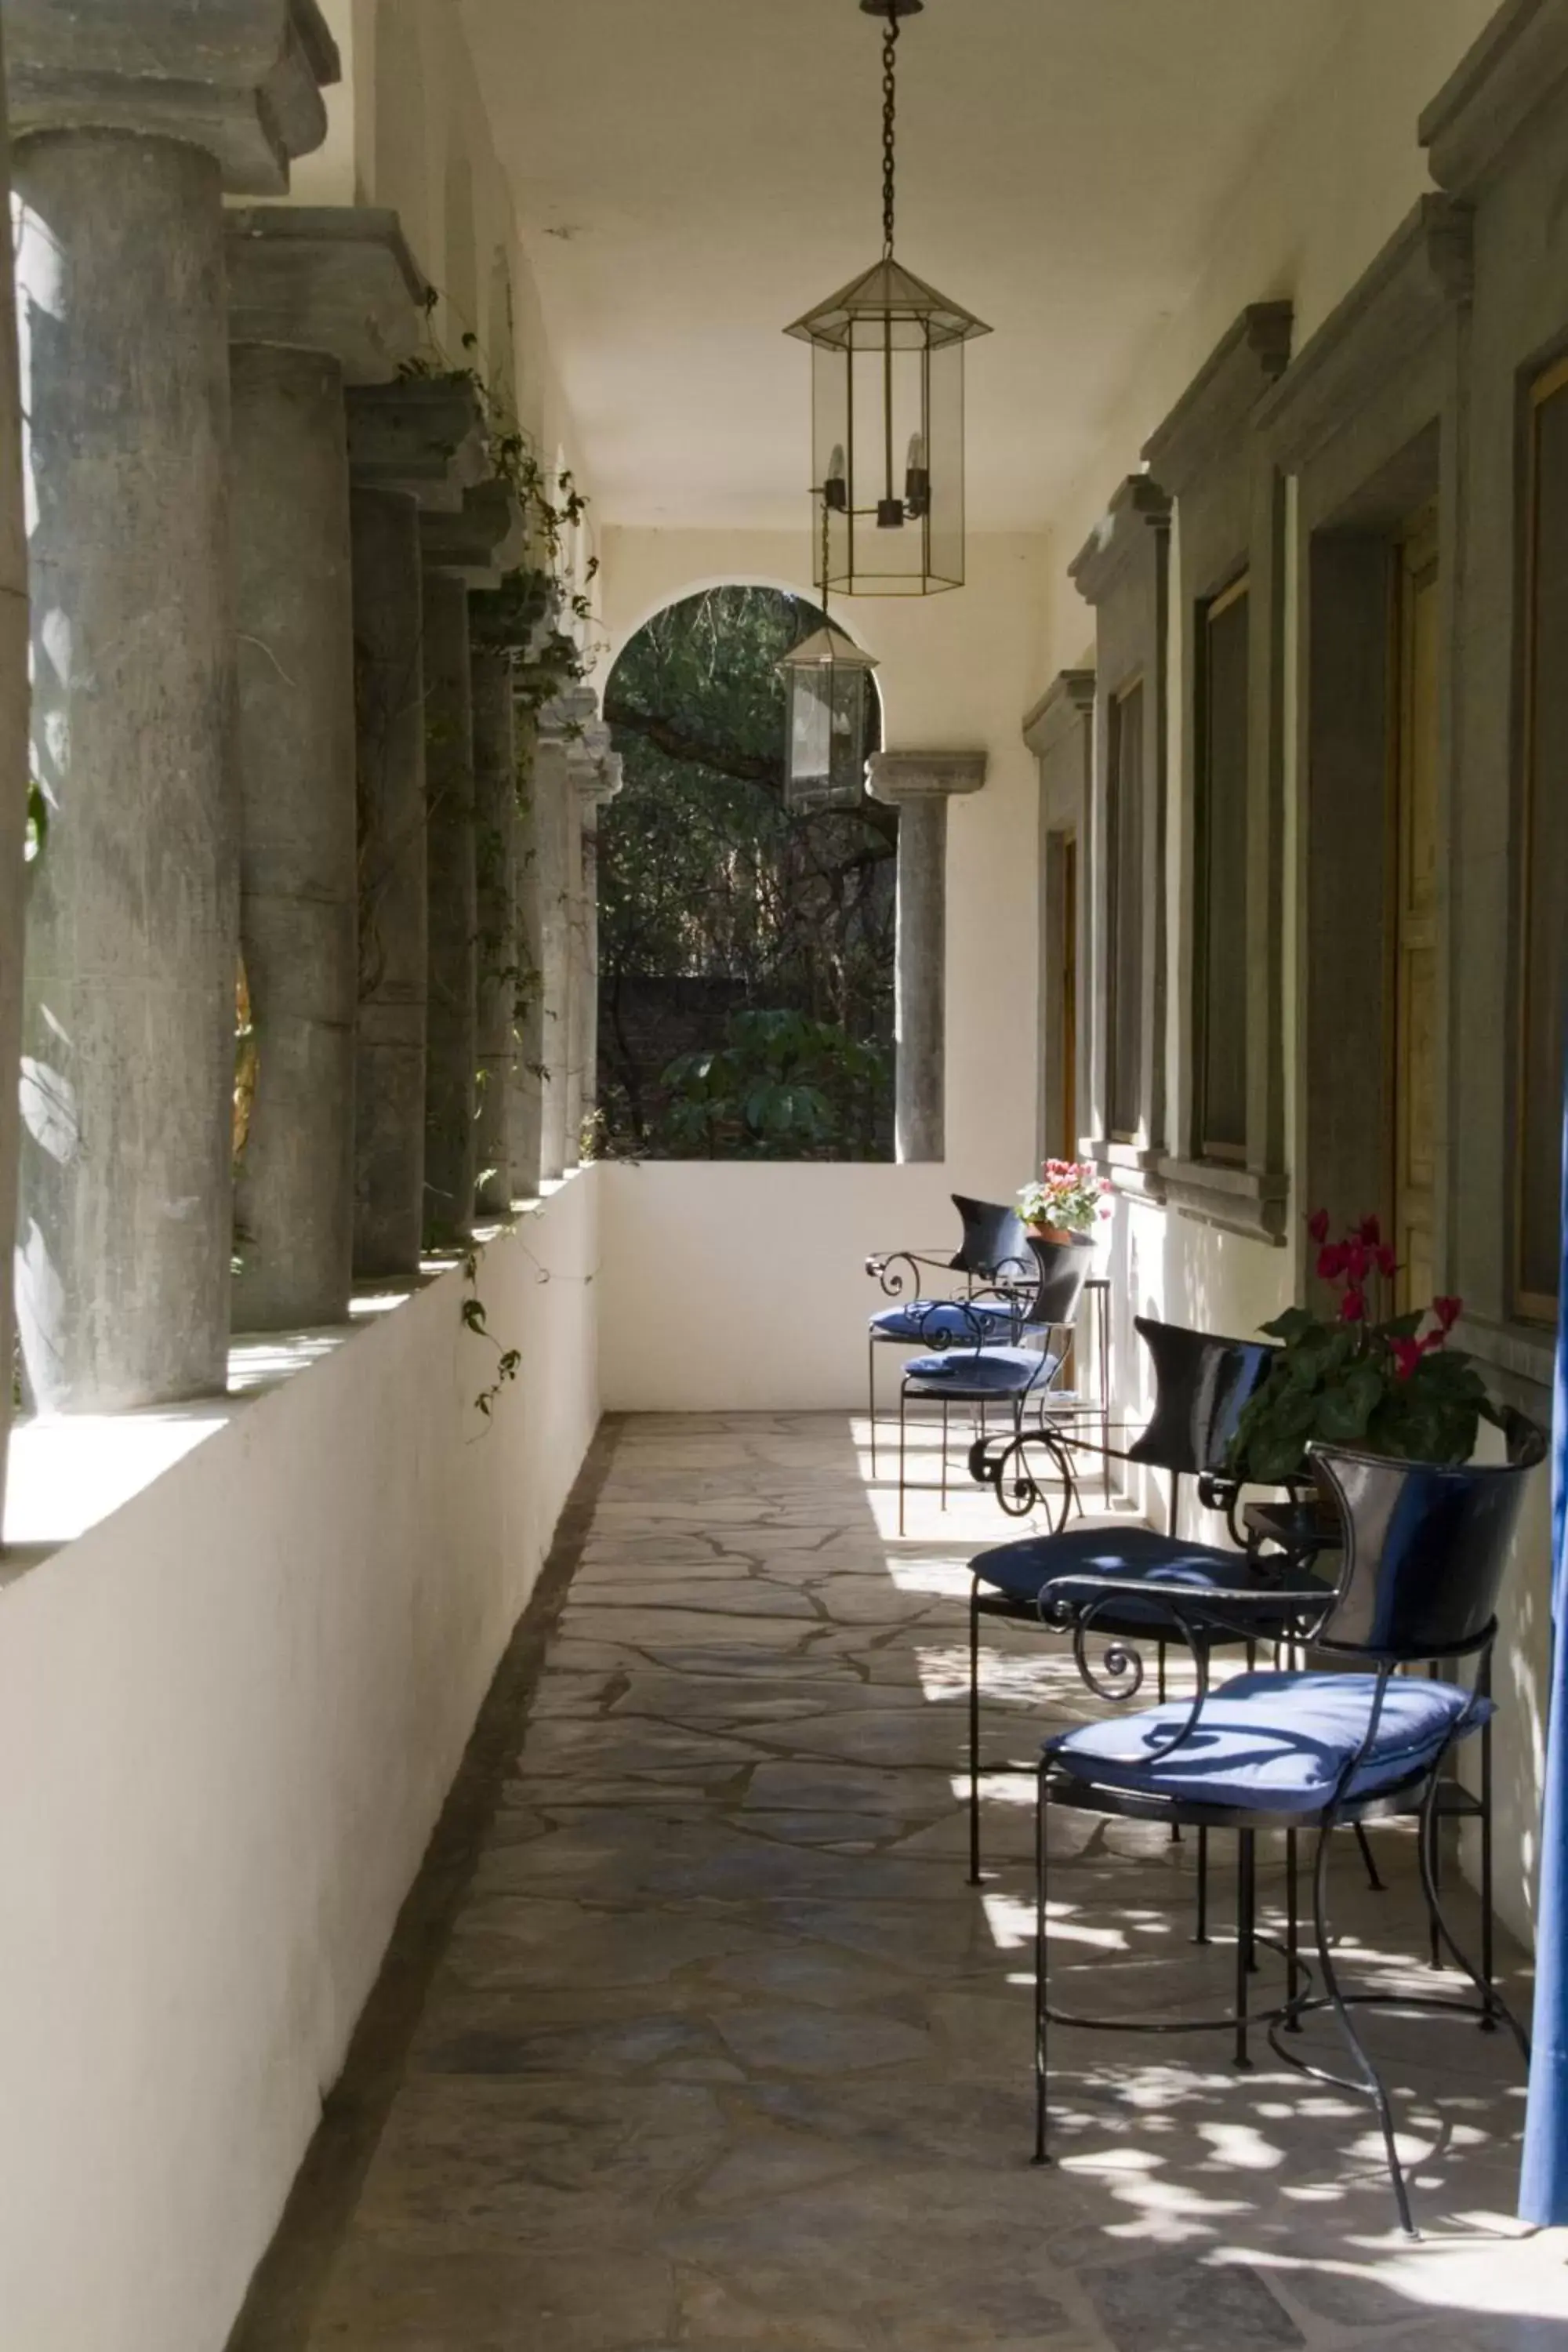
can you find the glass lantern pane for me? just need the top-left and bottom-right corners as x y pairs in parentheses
(784, 656), (872, 809)
(845, 341), (930, 593)
(926, 336), (965, 591)
(811, 343), (851, 595)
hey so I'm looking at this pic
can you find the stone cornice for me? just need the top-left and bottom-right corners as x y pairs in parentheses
(1068, 476), (1171, 610)
(1257, 199), (1472, 469)
(1022, 668), (1094, 757)
(1421, 0), (1568, 196)
(1140, 303), (1294, 496)
(2, 0), (339, 195)
(227, 206), (430, 383)
(347, 379), (488, 513)
(866, 750), (986, 806)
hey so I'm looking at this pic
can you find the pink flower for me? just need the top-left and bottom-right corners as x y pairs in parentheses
(1392, 1337), (1422, 1380)
(1339, 1288), (1367, 1324)
(1307, 1208), (1330, 1245)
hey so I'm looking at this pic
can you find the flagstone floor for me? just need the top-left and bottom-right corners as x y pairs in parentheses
(259, 1414), (1568, 2350)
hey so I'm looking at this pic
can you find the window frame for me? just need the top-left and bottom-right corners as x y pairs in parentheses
(1192, 568), (1253, 1167)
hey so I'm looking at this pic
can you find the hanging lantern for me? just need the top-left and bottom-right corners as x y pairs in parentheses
(786, 0), (989, 597)
(778, 619), (880, 810)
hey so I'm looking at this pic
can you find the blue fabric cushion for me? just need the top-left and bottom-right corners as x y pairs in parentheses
(972, 1525), (1329, 1632)
(1048, 1669), (1489, 1815)
(904, 1345), (1060, 1396)
(870, 1299), (1018, 1343)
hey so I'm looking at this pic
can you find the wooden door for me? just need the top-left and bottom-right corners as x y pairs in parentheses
(1391, 510), (1439, 1315)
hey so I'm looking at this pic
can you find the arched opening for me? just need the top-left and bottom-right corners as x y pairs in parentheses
(599, 584), (894, 1160)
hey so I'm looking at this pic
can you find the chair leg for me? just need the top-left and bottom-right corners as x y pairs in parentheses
(867, 1335), (877, 1476)
(1234, 1830), (1254, 2069)
(898, 1384), (907, 1537)
(1312, 1821), (1415, 2238)
(1355, 1821), (1386, 1894)
(1192, 1823), (1209, 1944)
(941, 1399), (949, 1512)
(968, 1577), (983, 1887)
(1285, 1828), (1302, 2028)
(1417, 1764), (1530, 2060)
(1033, 1760), (1051, 2165)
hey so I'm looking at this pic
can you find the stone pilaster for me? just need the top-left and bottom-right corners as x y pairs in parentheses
(5, 0), (337, 1410)
(345, 379), (485, 1275)
(0, 23), (27, 1520)
(227, 207), (426, 1331)
(867, 751), (988, 1165)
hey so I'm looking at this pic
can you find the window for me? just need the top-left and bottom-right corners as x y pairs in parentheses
(1194, 575), (1250, 1161)
(1517, 357), (1568, 1319)
(1107, 679), (1145, 1142)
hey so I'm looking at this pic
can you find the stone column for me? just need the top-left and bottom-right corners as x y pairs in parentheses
(509, 705), (545, 1199)
(419, 572), (477, 1243)
(470, 645), (518, 1216)
(418, 484), (524, 1243)
(867, 751), (988, 1165)
(345, 380), (486, 1274)
(6, 5), (337, 1410)
(571, 746), (622, 1149)
(0, 24), (27, 1522)
(226, 208), (426, 1330)
(535, 690), (599, 1181)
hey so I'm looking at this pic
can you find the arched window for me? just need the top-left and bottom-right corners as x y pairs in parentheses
(597, 585), (893, 1162)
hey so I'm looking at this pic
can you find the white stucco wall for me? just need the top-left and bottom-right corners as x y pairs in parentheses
(0, 1177), (600, 2352)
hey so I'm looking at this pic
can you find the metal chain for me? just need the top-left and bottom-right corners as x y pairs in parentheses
(881, 14), (899, 257)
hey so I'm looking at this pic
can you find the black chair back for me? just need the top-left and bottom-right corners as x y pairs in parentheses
(1128, 1316), (1276, 1477)
(1022, 1233), (1093, 1330)
(1311, 1409), (1545, 1661)
(950, 1195), (1030, 1282)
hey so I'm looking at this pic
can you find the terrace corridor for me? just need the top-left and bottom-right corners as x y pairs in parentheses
(233, 1414), (1560, 2352)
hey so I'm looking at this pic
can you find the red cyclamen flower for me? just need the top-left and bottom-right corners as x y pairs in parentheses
(1359, 1214), (1382, 1247)
(1307, 1208), (1330, 1245)
(1434, 1295), (1462, 1332)
(1339, 1288), (1367, 1323)
(1374, 1243), (1396, 1279)
(1391, 1337), (1422, 1380)
(1317, 1243), (1347, 1280)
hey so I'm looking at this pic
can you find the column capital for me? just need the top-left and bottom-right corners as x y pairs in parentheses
(347, 378), (488, 513)
(538, 685), (601, 745)
(867, 750), (987, 808)
(227, 205), (430, 382)
(419, 480), (527, 587)
(2, 0), (339, 195)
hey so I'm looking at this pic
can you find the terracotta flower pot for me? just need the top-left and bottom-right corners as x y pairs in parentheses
(1029, 1222), (1080, 1247)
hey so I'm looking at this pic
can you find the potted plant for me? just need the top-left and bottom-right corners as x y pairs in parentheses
(1017, 1159), (1111, 1246)
(1226, 1210), (1502, 1489)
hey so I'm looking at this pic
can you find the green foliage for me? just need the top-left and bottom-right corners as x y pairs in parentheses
(460, 1252), (522, 1423)
(600, 586), (894, 1158)
(1227, 1224), (1501, 1483)
(661, 1009), (889, 1160)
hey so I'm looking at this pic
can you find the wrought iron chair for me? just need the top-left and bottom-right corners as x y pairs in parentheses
(1029, 1408), (1545, 2236)
(865, 1196), (1033, 1472)
(964, 1316), (1332, 1884)
(895, 1235), (1094, 1538)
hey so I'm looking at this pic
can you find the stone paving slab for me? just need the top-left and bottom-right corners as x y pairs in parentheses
(278, 1414), (1567, 2350)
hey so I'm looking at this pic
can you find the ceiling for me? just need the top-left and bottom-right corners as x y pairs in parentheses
(462, 0), (1345, 532)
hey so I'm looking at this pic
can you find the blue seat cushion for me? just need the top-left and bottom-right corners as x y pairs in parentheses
(972, 1524), (1328, 1633)
(870, 1298), (1018, 1343)
(904, 1345), (1061, 1396)
(1048, 1670), (1488, 1816)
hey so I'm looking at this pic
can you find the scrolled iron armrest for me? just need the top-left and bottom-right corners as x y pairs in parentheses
(1033, 1569), (1330, 1749)
(864, 1247), (954, 1298)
